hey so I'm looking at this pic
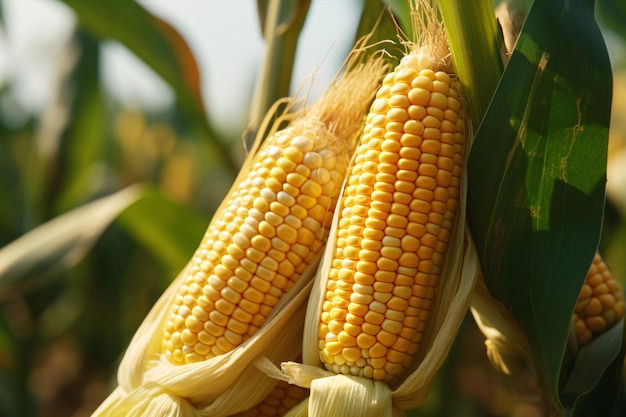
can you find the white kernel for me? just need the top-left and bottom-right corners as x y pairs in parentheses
(178, 305), (191, 318)
(311, 168), (331, 184)
(291, 135), (314, 152)
(212, 241), (226, 252)
(371, 98), (389, 114)
(232, 233), (250, 249)
(239, 223), (257, 238)
(260, 189), (276, 202)
(247, 209), (264, 222)
(218, 231), (230, 242)
(266, 145), (282, 159)
(303, 152), (323, 169)
(241, 221), (258, 235)
(320, 150), (337, 170)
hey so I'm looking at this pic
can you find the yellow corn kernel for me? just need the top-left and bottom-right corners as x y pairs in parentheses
(162, 129), (351, 365)
(573, 252), (625, 347)
(318, 62), (464, 383)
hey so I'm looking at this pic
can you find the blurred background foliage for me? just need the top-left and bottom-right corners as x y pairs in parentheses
(0, 1), (624, 416)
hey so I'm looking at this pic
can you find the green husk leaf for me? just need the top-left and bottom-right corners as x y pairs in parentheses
(561, 320), (624, 405)
(571, 320), (626, 417)
(382, 0), (413, 40)
(354, 0), (404, 63)
(439, 0), (504, 128)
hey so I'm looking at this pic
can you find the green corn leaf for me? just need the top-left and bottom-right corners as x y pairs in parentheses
(0, 186), (143, 298)
(571, 321), (626, 417)
(115, 186), (210, 275)
(249, 0), (310, 146)
(61, 0), (201, 109)
(467, 0), (613, 409)
(54, 30), (108, 212)
(61, 0), (239, 174)
(597, 0), (626, 45)
(382, 0), (413, 40)
(355, 0), (405, 64)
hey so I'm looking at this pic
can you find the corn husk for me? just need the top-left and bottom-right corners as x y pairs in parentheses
(470, 274), (534, 377)
(255, 2), (480, 416)
(257, 232), (478, 417)
(91, 38), (389, 417)
(494, 0), (526, 65)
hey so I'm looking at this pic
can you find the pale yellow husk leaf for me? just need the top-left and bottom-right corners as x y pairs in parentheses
(92, 260), (313, 417)
(494, 0), (526, 65)
(254, 2), (481, 416)
(469, 275), (533, 377)
(91, 41), (389, 417)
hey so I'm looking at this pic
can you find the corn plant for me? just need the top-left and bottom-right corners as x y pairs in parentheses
(0, 0), (625, 416)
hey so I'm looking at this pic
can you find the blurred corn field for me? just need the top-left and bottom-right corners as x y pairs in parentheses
(0, 0), (625, 416)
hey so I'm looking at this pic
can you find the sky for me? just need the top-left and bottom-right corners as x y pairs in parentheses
(0, 0), (363, 133)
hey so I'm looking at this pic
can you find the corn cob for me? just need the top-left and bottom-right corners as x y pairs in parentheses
(573, 252), (625, 347)
(317, 54), (465, 383)
(162, 125), (350, 364)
